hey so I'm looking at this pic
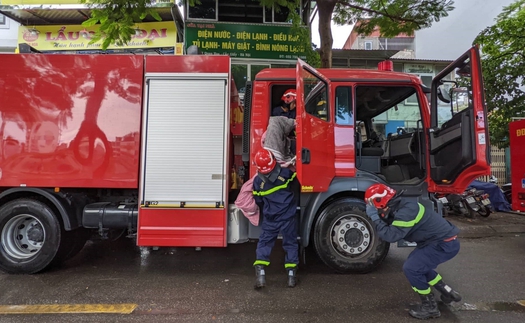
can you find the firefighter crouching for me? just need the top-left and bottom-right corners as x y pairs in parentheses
(252, 148), (299, 289)
(364, 184), (462, 319)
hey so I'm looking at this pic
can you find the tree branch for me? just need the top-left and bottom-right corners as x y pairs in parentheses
(336, 0), (423, 26)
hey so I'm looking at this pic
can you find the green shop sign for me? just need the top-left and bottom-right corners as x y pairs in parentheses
(184, 21), (306, 60)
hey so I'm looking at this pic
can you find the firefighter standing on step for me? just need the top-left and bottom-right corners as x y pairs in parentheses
(252, 148), (299, 289)
(364, 183), (462, 320)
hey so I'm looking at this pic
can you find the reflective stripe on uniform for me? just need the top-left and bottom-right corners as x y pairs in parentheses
(412, 286), (431, 295)
(253, 260), (270, 266)
(284, 263), (297, 269)
(392, 203), (425, 228)
(428, 274), (443, 286)
(253, 172), (297, 196)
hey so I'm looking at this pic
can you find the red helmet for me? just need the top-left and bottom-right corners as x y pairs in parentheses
(365, 183), (397, 209)
(281, 89), (297, 104)
(254, 148), (276, 174)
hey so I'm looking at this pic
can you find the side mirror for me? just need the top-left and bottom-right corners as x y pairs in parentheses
(456, 64), (471, 77)
(437, 85), (451, 104)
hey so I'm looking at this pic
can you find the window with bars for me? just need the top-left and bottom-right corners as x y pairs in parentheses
(186, 0), (301, 24)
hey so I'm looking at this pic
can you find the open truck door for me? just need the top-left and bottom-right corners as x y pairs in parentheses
(427, 46), (490, 193)
(295, 60), (335, 192)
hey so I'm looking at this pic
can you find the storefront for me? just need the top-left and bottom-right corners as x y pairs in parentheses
(183, 0), (311, 102)
(18, 21), (178, 54)
(0, 0), (183, 54)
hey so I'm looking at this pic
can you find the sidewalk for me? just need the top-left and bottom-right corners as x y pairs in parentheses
(447, 211), (525, 238)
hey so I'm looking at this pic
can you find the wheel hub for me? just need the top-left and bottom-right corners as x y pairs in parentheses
(332, 216), (371, 256)
(1, 215), (45, 259)
(27, 224), (44, 243)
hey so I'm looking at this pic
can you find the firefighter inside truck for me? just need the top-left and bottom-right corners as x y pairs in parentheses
(355, 85), (425, 185)
(269, 85), (300, 154)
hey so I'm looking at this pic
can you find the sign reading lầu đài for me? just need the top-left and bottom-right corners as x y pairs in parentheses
(18, 22), (177, 51)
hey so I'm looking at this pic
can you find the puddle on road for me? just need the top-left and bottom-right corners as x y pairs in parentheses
(458, 301), (525, 313)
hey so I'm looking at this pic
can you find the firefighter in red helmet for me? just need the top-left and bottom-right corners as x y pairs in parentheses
(252, 148), (299, 289)
(272, 89), (297, 119)
(364, 183), (462, 320)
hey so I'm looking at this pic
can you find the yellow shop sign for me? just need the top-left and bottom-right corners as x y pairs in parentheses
(18, 22), (176, 51)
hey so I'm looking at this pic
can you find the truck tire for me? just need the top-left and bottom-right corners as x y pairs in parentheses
(0, 198), (62, 274)
(51, 228), (90, 265)
(313, 197), (390, 274)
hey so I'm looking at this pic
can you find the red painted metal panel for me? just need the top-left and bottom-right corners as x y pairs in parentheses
(145, 55), (230, 74)
(0, 54), (143, 188)
(295, 59), (335, 192)
(137, 208), (227, 247)
(427, 47), (490, 193)
(510, 120), (525, 212)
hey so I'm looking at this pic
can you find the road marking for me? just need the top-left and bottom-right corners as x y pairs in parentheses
(518, 300), (525, 307)
(0, 304), (137, 314)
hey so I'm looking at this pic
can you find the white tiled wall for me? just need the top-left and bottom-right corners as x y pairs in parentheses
(0, 15), (20, 53)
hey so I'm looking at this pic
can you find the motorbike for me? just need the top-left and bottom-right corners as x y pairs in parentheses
(463, 188), (492, 218)
(501, 183), (512, 205)
(437, 193), (469, 217)
(436, 188), (492, 218)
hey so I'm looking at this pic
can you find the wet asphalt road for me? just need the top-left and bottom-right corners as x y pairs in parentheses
(0, 235), (525, 323)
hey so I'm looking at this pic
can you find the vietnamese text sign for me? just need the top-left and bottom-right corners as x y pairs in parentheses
(184, 21), (306, 60)
(18, 22), (176, 51)
(404, 63), (434, 74)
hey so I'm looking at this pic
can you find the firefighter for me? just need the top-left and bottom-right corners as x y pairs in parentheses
(364, 183), (462, 320)
(252, 148), (299, 289)
(272, 89), (296, 119)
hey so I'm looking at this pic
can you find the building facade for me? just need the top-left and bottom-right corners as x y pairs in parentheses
(0, 14), (19, 53)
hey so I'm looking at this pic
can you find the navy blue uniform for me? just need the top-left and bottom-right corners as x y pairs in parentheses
(370, 198), (460, 295)
(272, 106), (296, 119)
(253, 167), (299, 268)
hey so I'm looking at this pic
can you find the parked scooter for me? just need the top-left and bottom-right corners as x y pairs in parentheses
(463, 188), (492, 218)
(437, 193), (469, 217)
(436, 188), (492, 218)
(501, 183), (512, 205)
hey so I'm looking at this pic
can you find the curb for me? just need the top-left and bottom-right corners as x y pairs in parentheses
(455, 224), (525, 238)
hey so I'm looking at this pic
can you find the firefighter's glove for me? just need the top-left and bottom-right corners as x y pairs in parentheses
(366, 204), (380, 222)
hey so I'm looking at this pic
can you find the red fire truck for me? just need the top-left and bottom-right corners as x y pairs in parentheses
(509, 119), (525, 212)
(0, 47), (490, 274)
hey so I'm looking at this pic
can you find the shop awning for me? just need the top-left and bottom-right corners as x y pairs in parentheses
(0, 4), (184, 40)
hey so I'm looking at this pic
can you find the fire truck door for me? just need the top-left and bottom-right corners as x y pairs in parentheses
(141, 76), (229, 207)
(295, 60), (335, 192)
(427, 46), (490, 192)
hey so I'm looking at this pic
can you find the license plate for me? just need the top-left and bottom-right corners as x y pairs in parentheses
(466, 197), (476, 204)
(439, 197), (448, 203)
(481, 199), (491, 205)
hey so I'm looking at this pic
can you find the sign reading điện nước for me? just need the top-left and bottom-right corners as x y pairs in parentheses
(184, 21), (306, 60)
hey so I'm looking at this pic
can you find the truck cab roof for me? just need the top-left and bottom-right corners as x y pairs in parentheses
(254, 67), (422, 84)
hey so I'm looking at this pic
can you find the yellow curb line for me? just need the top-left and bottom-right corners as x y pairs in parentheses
(0, 304), (137, 314)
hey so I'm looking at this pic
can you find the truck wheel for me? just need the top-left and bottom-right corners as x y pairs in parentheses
(313, 197), (390, 274)
(51, 228), (90, 265)
(0, 198), (62, 274)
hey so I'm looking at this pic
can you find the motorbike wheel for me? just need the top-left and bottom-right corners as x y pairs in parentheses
(478, 206), (491, 217)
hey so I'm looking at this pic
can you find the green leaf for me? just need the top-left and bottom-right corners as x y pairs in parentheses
(82, 17), (99, 27)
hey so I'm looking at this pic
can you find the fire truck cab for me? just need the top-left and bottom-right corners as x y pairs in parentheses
(243, 46), (490, 272)
(0, 47), (489, 275)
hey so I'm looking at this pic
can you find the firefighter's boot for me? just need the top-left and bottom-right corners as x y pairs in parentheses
(434, 280), (462, 304)
(254, 265), (266, 289)
(287, 268), (297, 288)
(408, 293), (441, 320)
